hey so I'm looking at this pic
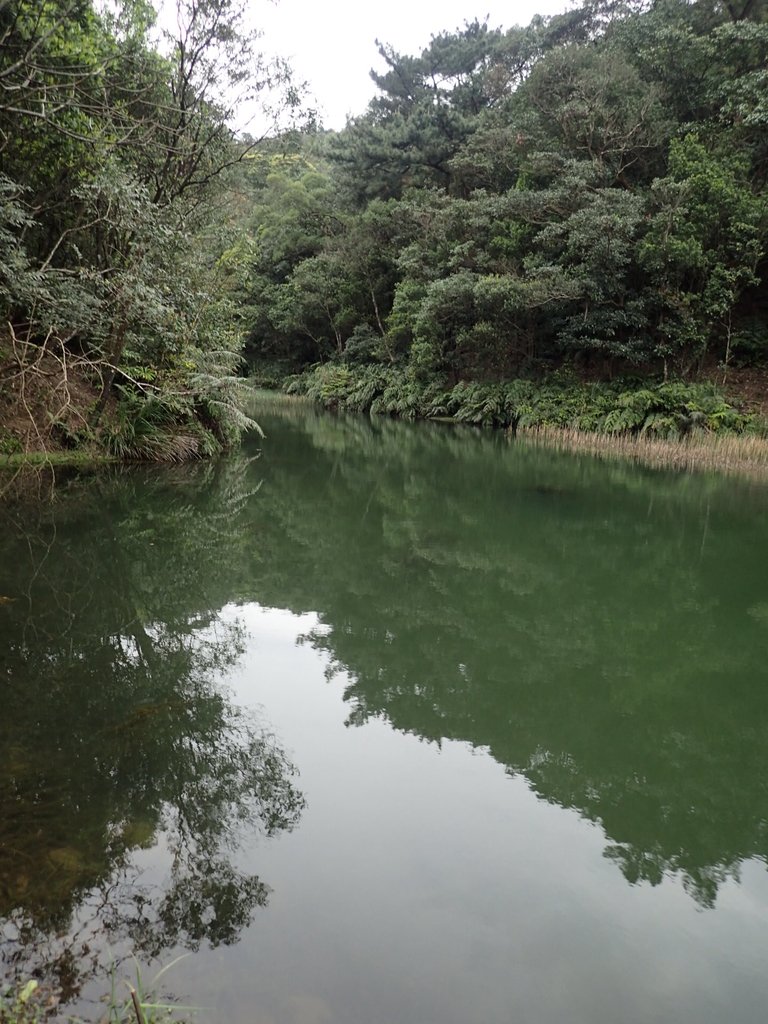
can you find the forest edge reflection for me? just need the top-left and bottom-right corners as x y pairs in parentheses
(2, 405), (768, 1010)
(247, 405), (768, 910)
(0, 461), (305, 1006)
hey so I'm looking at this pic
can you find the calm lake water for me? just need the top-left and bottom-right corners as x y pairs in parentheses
(3, 400), (768, 1024)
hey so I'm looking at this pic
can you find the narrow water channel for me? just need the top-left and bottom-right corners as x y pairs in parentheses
(2, 402), (768, 1024)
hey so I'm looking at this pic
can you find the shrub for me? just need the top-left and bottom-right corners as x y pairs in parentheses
(282, 364), (760, 440)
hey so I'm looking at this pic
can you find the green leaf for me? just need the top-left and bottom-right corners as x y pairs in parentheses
(19, 980), (38, 1004)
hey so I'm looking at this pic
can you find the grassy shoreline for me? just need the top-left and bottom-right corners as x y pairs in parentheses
(255, 366), (768, 481)
(517, 425), (768, 480)
(0, 450), (118, 469)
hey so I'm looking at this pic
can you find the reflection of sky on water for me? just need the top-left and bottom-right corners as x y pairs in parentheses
(165, 602), (768, 1024)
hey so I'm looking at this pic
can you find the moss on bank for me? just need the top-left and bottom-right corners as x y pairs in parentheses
(0, 450), (117, 469)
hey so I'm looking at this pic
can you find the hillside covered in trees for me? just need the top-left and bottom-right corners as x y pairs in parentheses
(2, 0), (767, 461)
(241, 0), (768, 437)
(0, 0), (304, 460)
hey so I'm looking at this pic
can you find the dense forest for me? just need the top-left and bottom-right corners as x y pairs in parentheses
(0, 0), (305, 459)
(241, 0), (768, 436)
(1, 0), (767, 460)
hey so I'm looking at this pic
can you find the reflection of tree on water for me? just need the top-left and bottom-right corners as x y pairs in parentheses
(4, 398), (768, 1020)
(243, 407), (768, 910)
(0, 461), (305, 1004)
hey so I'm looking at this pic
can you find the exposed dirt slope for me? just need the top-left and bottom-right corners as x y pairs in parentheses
(0, 335), (104, 456)
(718, 366), (768, 419)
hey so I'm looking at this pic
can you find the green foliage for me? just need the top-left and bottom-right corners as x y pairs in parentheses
(0, 981), (43, 1024)
(285, 365), (758, 439)
(0, 431), (22, 456)
(97, 959), (197, 1024)
(639, 134), (766, 358)
(369, 373), (427, 419)
(329, 21), (507, 203)
(0, 0), (304, 459)
(100, 390), (222, 462)
(730, 318), (768, 366)
(242, 0), (768, 397)
(601, 381), (753, 436)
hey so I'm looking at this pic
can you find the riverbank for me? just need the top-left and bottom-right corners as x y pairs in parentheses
(518, 425), (768, 481)
(263, 364), (768, 480)
(0, 334), (239, 466)
(0, 450), (117, 468)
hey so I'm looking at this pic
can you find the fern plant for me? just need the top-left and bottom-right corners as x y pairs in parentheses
(278, 364), (760, 442)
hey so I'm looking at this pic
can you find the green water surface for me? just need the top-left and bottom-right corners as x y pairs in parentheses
(2, 401), (768, 1023)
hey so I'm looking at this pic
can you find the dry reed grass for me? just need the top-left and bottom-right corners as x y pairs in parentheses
(518, 426), (768, 481)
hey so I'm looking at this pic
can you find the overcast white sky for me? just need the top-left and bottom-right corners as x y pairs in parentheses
(256, 0), (572, 130)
